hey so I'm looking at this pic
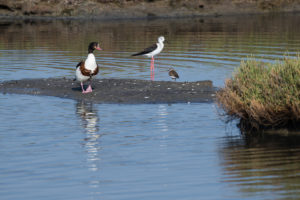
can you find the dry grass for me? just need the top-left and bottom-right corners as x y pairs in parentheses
(216, 56), (300, 130)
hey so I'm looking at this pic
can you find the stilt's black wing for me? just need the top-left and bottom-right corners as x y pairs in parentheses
(131, 44), (157, 56)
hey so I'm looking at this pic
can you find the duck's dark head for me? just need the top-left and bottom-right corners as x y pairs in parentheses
(88, 42), (102, 53)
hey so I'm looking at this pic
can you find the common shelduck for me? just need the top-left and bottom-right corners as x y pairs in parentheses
(75, 42), (102, 93)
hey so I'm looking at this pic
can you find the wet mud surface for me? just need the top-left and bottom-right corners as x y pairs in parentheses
(0, 78), (216, 104)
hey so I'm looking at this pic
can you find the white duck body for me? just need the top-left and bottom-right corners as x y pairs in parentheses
(76, 66), (89, 82)
(76, 53), (98, 82)
(85, 53), (98, 72)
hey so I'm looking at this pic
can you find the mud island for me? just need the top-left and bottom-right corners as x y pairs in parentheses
(0, 78), (216, 104)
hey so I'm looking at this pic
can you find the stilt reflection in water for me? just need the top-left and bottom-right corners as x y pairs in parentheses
(157, 104), (169, 132)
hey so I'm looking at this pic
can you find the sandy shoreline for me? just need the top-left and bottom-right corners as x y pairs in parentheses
(0, 78), (216, 104)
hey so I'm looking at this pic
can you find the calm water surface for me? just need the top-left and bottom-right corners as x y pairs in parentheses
(1, 14), (300, 200)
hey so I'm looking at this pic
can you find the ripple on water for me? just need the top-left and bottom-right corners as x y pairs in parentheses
(219, 134), (300, 199)
(1, 14), (300, 86)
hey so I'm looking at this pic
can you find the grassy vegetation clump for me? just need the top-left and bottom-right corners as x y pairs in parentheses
(217, 56), (300, 131)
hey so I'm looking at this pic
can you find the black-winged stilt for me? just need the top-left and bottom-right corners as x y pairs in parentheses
(75, 42), (102, 94)
(132, 36), (165, 80)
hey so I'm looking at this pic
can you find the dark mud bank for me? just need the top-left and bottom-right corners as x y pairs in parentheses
(0, 78), (216, 104)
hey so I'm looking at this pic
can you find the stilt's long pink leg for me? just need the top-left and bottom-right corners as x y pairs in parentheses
(151, 56), (155, 81)
(152, 57), (155, 71)
(150, 57), (153, 79)
(152, 57), (155, 80)
(150, 57), (153, 71)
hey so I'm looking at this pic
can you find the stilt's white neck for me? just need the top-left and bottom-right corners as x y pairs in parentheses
(156, 41), (164, 53)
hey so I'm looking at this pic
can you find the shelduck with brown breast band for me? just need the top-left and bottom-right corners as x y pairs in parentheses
(75, 42), (102, 94)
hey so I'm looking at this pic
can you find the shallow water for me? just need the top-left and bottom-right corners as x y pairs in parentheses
(1, 14), (300, 86)
(1, 14), (300, 200)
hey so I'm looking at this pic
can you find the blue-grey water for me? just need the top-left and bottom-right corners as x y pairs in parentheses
(1, 14), (300, 200)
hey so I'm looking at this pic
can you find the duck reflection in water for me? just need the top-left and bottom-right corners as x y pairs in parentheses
(76, 100), (101, 172)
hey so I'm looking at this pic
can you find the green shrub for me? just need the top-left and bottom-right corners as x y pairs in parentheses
(216, 56), (300, 130)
